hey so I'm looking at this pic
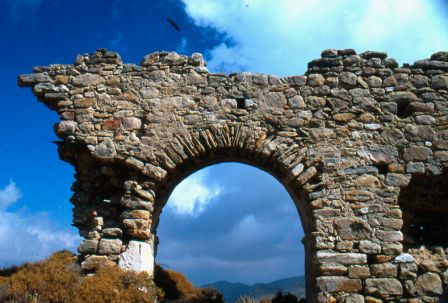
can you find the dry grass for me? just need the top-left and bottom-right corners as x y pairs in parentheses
(154, 265), (223, 302)
(0, 251), (224, 303)
(0, 250), (157, 303)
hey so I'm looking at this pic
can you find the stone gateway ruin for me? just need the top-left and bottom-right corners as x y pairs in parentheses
(19, 48), (448, 303)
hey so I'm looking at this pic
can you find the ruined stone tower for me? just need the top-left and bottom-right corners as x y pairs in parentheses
(19, 48), (448, 302)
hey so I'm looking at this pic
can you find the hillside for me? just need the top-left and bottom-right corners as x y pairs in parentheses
(203, 276), (306, 302)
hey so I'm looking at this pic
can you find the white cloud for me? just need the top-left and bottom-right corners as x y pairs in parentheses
(0, 181), (22, 210)
(167, 170), (222, 216)
(183, 0), (448, 75)
(0, 181), (80, 266)
(230, 215), (266, 244)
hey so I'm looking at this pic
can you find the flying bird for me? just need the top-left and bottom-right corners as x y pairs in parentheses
(166, 18), (181, 31)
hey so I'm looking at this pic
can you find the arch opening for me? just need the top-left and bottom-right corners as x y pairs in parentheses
(155, 162), (308, 301)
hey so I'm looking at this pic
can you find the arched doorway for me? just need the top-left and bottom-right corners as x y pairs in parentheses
(145, 139), (321, 300)
(156, 162), (306, 299)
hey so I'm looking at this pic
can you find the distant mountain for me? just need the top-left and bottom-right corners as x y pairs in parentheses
(202, 276), (306, 302)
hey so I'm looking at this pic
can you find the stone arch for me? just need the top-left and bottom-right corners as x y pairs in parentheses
(127, 125), (325, 299)
(151, 126), (321, 233)
(19, 48), (448, 302)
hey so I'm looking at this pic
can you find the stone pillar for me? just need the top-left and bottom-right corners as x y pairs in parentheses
(117, 180), (156, 276)
(76, 176), (157, 276)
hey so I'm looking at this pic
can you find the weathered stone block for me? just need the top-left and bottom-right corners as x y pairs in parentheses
(56, 121), (77, 137)
(81, 255), (115, 271)
(364, 297), (382, 303)
(359, 240), (381, 254)
(404, 125), (435, 142)
(358, 144), (398, 165)
(122, 117), (141, 130)
(316, 276), (362, 293)
(382, 243), (402, 255)
(142, 163), (167, 181)
(348, 266), (370, 279)
(122, 218), (150, 229)
(72, 73), (105, 87)
(121, 210), (151, 220)
(265, 92), (287, 107)
(102, 228), (123, 237)
(365, 278), (403, 296)
(431, 75), (448, 89)
(74, 98), (95, 108)
(307, 74), (325, 86)
(334, 218), (372, 240)
(370, 263), (397, 277)
(98, 238), (123, 255)
(399, 262), (417, 280)
(414, 272), (443, 296)
(120, 195), (154, 211)
(375, 230), (403, 242)
(94, 137), (116, 159)
(403, 146), (432, 162)
(385, 174), (410, 187)
(118, 240), (154, 275)
(316, 252), (367, 265)
(319, 263), (347, 276)
(78, 239), (98, 254)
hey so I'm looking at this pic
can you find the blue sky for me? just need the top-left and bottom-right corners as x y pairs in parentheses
(0, 0), (447, 285)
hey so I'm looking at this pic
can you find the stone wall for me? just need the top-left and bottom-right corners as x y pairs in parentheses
(19, 48), (448, 303)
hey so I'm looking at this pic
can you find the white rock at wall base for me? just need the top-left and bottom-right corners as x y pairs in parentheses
(118, 240), (154, 275)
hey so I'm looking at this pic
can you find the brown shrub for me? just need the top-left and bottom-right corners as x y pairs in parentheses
(0, 250), (158, 303)
(5, 250), (80, 302)
(154, 265), (223, 303)
(73, 266), (156, 303)
(0, 251), (224, 303)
